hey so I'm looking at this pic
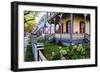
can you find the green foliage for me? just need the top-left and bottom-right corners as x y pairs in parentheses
(63, 44), (90, 59)
(37, 37), (45, 43)
(43, 43), (60, 60)
(24, 20), (36, 33)
(24, 36), (33, 62)
(42, 42), (90, 60)
(24, 11), (40, 33)
(24, 44), (33, 61)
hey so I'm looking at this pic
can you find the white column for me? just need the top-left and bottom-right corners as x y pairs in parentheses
(84, 14), (87, 33)
(59, 14), (63, 41)
(70, 13), (73, 45)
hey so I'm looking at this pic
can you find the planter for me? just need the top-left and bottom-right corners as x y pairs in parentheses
(39, 50), (66, 61)
(38, 43), (90, 61)
(39, 50), (47, 61)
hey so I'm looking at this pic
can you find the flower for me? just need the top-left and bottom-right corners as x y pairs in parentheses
(60, 49), (67, 55)
(59, 46), (62, 49)
(52, 52), (55, 56)
(49, 56), (53, 60)
(72, 45), (78, 50)
(61, 57), (66, 60)
(81, 48), (85, 54)
(77, 44), (83, 51)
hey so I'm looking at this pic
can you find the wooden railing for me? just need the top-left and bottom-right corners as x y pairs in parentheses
(39, 50), (47, 61)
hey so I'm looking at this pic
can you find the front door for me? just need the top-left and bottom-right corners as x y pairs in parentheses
(80, 22), (85, 33)
(66, 21), (71, 33)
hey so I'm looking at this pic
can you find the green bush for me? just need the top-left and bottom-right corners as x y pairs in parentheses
(42, 43), (90, 60)
(43, 43), (60, 60)
(63, 44), (90, 59)
(24, 44), (33, 61)
(37, 37), (45, 43)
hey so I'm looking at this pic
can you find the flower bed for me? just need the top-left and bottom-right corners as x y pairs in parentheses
(41, 42), (90, 61)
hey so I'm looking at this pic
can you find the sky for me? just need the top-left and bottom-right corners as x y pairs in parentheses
(35, 12), (47, 24)
(32, 12), (47, 33)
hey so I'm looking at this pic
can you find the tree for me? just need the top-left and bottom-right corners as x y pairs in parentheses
(24, 11), (40, 33)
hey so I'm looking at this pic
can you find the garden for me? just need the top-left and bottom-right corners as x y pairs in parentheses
(41, 42), (90, 60)
(24, 36), (90, 61)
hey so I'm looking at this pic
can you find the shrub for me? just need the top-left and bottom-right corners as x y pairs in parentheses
(25, 44), (33, 61)
(42, 42), (90, 60)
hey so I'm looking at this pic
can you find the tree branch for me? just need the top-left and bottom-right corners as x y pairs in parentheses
(24, 18), (35, 23)
(24, 11), (30, 15)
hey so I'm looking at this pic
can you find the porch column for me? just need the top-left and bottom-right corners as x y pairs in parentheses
(59, 14), (63, 41)
(53, 18), (56, 39)
(44, 12), (48, 41)
(70, 13), (73, 45)
(50, 23), (51, 34)
(84, 14), (87, 33)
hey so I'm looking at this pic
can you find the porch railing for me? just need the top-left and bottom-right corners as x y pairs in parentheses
(47, 33), (85, 40)
(84, 33), (90, 41)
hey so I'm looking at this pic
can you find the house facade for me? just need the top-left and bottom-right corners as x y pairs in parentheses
(46, 12), (90, 45)
(47, 13), (90, 35)
(32, 12), (90, 45)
